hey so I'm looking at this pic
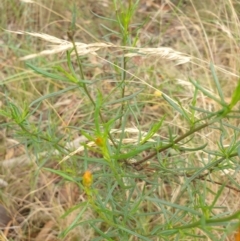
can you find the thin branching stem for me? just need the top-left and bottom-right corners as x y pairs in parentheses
(195, 152), (239, 179)
(133, 121), (210, 166)
(68, 31), (118, 149)
(118, 55), (127, 128)
(173, 209), (240, 230)
(19, 123), (69, 152)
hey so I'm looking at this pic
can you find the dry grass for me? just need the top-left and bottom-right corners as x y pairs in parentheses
(1, 0), (240, 240)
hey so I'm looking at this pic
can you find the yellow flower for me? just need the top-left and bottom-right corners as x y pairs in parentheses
(153, 90), (162, 97)
(82, 170), (93, 187)
(95, 137), (104, 147)
(235, 227), (240, 241)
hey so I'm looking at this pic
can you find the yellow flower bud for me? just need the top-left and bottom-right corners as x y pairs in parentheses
(82, 170), (93, 187)
(153, 90), (162, 97)
(235, 227), (240, 241)
(95, 137), (104, 147)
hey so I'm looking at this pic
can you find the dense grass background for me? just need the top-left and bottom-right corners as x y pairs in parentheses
(1, 0), (240, 240)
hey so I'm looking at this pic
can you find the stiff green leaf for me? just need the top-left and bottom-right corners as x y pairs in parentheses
(210, 63), (225, 103)
(229, 80), (240, 109)
(140, 115), (165, 144)
(54, 66), (78, 83)
(116, 225), (152, 241)
(94, 91), (103, 135)
(44, 168), (77, 183)
(162, 93), (190, 121)
(66, 50), (77, 78)
(179, 142), (208, 151)
(146, 197), (201, 215)
(81, 130), (95, 142)
(61, 202), (87, 219)
(0, 109), (10, 118)
(190, 79), (226, 106)
(26, 63), (69, 81)
(159, 229), (178, 236)
(29, 86), (77, 107)
(60, 205), (88, 237)
(105, 88), (143, 105)
(70, 3), (76, 32)
(111, 143), (152, 160)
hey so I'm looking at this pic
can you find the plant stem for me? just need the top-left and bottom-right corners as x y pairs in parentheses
(118, 55), (127, 128)
(173, 209), (240, 231)
(133, 121), (210, 166)
(68, 31), (117, 149)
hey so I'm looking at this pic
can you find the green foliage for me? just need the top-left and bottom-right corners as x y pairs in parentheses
(1, 1), (240, 241)
(229, 80), (240, 109)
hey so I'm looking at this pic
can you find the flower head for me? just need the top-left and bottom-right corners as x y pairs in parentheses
(82, 170), (93, 188)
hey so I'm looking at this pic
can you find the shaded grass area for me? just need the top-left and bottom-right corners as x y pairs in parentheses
(0, 0), (240, 240)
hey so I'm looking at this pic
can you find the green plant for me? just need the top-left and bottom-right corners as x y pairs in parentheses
(1, 0), (240, 241)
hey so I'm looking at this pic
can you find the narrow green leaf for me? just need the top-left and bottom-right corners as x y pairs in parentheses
(90, 223), (115, 240)
(66, 50), (78, 79)
(177, 99), (191, 122)
(162, 94), (182, 112)
(29, 86), (77, 107)
(94, 91), (103, 135)
(162, 93), (190, 121)
(0, 109), (10, 118)
(100, 24), (120, 35)
(54, 66), (78, 83)
(229, 80), (240, 109)
(70, 3), (76, 32)
(116, 225), (152, 241)
(60, 204), (88, 237)
(189, 79), (226, 106)
(44, 167), (77, 183)
(222, 122), (240, 131)
(55, 65), (92, 84)
(190, 105), (215, 114)
(210, 63), (225, 103)
(111, 143), (152, 160)
(179, 142), (208, 151)
(140, 115), (165, 144)
(61, 202), (87, 219)
(209, 182), (226, 211)
(190, 86), (199, 123)
(145, 197), (201, 215)
(159, 229), (178, 236)
(105, 88), (143, 105)
(26, 63), (69, 82)
(90, 10), (118, 22)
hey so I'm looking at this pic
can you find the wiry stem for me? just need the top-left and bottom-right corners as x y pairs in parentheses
(68, 30), (117, 149)
(133, 122), (210, 166)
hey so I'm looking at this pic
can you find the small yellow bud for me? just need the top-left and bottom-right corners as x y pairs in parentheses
(235, 227), (240, 241)
(82, 170), (93, 187)
(95, 137), (104, 147)
(153, 90), (162, 97)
